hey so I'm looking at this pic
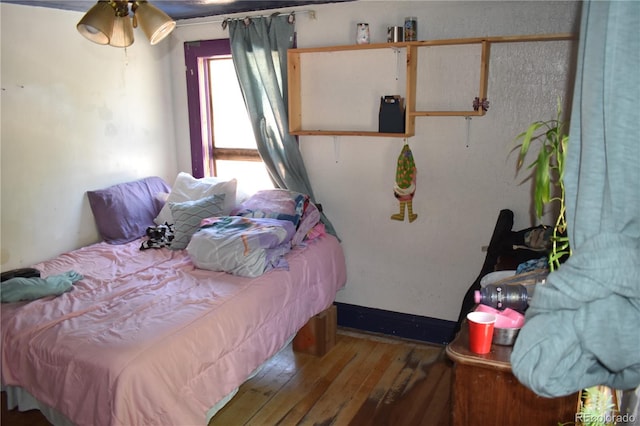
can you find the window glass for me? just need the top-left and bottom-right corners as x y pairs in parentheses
(184, 39), (273, 195)
(208, 57), (256, 150)
(215, 160), (272, 195)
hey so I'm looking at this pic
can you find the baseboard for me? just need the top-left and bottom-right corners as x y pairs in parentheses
(334, 302), (456, 345)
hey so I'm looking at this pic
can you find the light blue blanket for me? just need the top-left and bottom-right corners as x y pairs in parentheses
(1, 271), (83, 303)
(511, 1), (640, 398)
(187, 216), (295, 278)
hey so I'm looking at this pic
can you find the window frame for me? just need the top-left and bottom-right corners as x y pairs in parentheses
(184, 38), (260, 179)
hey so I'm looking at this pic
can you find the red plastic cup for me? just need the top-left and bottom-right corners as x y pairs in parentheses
(467, 311), (497, 354)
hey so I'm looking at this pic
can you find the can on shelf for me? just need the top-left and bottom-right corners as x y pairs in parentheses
(387, 26), (404, 43)
(404, 17), (417, 41)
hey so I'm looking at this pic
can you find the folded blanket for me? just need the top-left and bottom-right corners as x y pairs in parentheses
(0, 271), (83, 303)
(187, 216), (295, 278)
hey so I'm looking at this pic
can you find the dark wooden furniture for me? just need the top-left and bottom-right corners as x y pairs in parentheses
(446, 322), (578, 426)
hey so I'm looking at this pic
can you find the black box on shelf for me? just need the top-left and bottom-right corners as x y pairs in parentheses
(378, 95), (405, 133)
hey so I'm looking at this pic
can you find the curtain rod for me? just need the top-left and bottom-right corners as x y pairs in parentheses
(176, 9), (316, 27)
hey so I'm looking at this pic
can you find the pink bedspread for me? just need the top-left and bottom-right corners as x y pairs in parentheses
(1, 235), (346, 426)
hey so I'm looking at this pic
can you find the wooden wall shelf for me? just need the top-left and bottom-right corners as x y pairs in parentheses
(287, 33), (575, 138)
(290, 130), (412, 138)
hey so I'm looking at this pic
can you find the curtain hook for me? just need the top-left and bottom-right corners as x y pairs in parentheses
(221, 19), (228, 30)
(288, 12), (295, 24)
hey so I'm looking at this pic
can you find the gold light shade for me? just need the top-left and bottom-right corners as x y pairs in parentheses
(77, 0), (174, 48)
(134, 1), (176, 45)
(77, 1), (115, 45)
(109, 15), (134, 48)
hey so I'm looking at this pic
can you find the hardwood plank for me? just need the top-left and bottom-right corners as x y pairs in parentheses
(294, 338), (394, 425)
(386, 352), (446, 425)
(239, 333), (361, 425)
(211, 342), (312, 424)
(430, 360), (454, 426)
(0, 398), (50, 426)
(343, 335), (444, 426)
(328, 342), (408, 425)
(413, 358), (452, 425)
(374, 346), (442, 425)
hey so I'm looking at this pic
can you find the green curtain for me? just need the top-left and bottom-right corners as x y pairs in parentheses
(511, 1), (640, 398)
(228, 15), (338, 238)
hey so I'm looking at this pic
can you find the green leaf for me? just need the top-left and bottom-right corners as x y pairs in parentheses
(558, 134), (569, 181)
(534, 149), (551, 218)
(516, 121), (544, 169)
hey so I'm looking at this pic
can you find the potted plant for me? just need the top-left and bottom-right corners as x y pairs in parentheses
(514, 97), (570, 271)
(514, 99), (618, 426)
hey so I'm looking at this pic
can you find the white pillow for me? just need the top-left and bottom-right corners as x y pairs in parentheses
(154, 172), (237, 225)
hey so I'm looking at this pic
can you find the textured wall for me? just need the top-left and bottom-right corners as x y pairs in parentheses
(297, 1), (579, 321)
(173, 0), (581, 321)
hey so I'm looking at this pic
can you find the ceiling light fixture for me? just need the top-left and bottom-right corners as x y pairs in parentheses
(77, 0), (176, 48)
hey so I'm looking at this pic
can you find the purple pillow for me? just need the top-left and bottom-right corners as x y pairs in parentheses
(87, 176), (171, 244)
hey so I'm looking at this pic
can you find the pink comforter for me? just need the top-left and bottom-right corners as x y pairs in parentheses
(1, 235), (346, 426)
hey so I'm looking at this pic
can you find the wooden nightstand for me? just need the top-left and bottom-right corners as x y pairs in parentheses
(446, 322), (578, 426)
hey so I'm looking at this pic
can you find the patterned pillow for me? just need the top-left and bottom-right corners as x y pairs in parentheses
(155, 172), (237, 225)
(169, 194), (225, 250)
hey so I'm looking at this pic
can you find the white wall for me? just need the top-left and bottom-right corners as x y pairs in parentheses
(1, 1), (580, 324)
(0, 3), (178, 269)
(169, 1), (580, 321)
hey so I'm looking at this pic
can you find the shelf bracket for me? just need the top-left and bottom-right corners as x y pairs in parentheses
(333, 136), (340, 163)
(465, 116), (472, 148)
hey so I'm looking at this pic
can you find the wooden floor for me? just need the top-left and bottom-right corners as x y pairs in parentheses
(1, 329), (452, 426)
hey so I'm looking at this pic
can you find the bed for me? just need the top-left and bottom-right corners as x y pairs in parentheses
(0, 174), (347, 426)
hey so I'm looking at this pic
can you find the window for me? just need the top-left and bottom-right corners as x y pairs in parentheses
(184, 39), (272, 195)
